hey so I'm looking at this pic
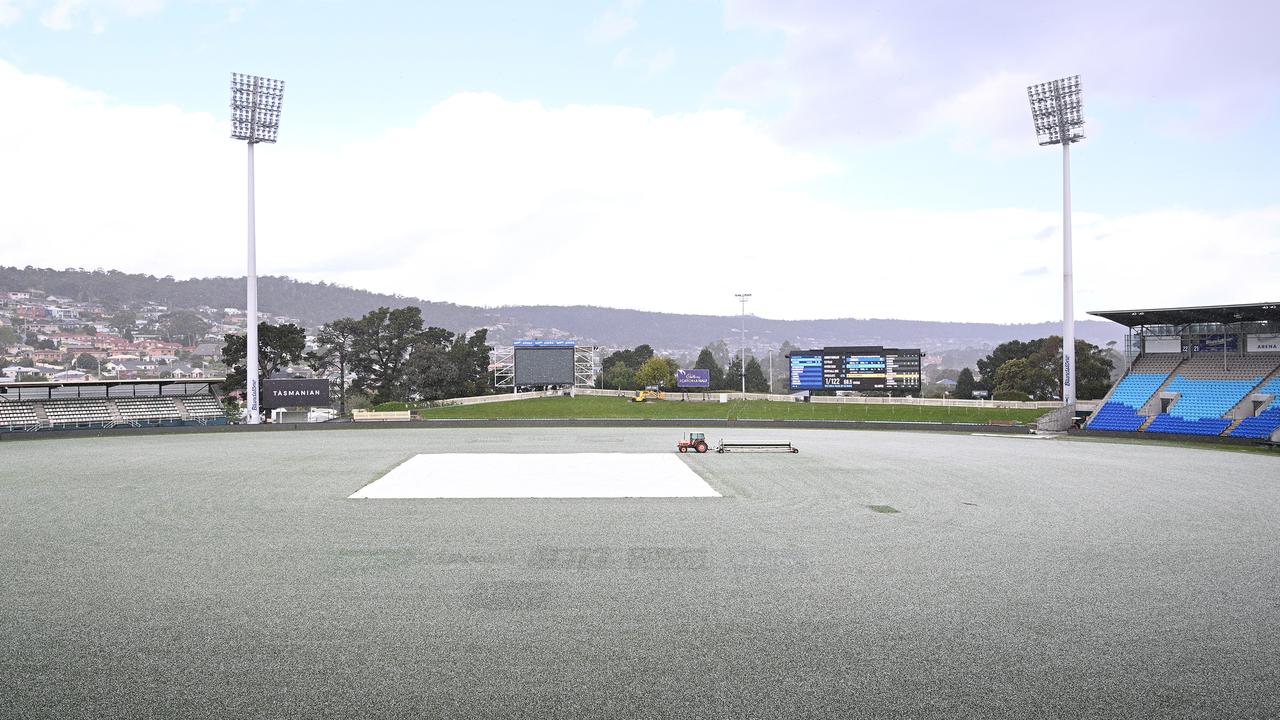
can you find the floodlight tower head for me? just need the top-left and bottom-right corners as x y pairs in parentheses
(230, 73), (285, 144)
(1027, 75), (1084, 146)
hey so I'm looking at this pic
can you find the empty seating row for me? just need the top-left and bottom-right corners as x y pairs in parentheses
(0, 394), (233, 433)
(42, 399), (113, 427)
(1176, 354), (1280, 381)
(182, 395), (224, 418)
(0, 401), (39, 430)
(1229, 376), (1280, 439)
(114, 397), (181, 422)
(1129, 353), (1183, 375)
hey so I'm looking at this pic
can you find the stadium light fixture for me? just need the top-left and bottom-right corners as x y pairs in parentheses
(230, 73), (285, 424)
(1027, 74), (1084, 406)
(735, 293), (751, 394)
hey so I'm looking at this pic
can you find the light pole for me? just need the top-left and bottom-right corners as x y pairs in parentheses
(1027, 75), (1084, 407)
(735, 293), (751, 394)
(230, 73), (285, 424)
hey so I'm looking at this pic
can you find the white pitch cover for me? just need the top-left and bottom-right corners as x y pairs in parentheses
(349, 453), (720, 499)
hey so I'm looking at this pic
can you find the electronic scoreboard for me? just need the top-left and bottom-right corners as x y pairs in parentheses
(788, 346), (922, 392)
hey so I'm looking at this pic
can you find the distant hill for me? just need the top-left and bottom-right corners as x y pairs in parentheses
(0, 266), (1125, 360)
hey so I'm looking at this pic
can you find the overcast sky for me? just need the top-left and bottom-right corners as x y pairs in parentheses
(1, 0), (1277, 322)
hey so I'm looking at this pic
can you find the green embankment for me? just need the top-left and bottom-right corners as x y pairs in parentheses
(413, 396), (1046, 424)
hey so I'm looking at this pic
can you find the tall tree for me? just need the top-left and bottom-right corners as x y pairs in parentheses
(1073, 338), (1116, 400)
(635, 356), (677, 388)
(954, 368), (977, 399)
(406, 344), (459, 401)
(159, 310), (209, 346)
(976, 339), (1044, 390)
(744, 356), (769, 393)
(693, 347), (726, 390)
(705, 339), (731, 369)
(220, 322), (307, 394)
(724, 357), (743, 393)
(108, 309), (137, 337)
(603, 363), (637, 390)
(447, 329), (493, 397)
(316, 317), (359, 415)
(993, 357), (1057, 400)
(349, 306), (426, 403)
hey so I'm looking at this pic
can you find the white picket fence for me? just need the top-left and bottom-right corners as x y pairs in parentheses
(425, 386), (1072, 411)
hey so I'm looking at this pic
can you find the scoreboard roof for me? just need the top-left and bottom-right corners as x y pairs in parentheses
(1089, 302), (1280, 328)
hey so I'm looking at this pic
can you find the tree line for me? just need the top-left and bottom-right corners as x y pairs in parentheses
(221, 306), (493, 413)
(601, 344), (771, 392)
(954, 336), (1115, 401)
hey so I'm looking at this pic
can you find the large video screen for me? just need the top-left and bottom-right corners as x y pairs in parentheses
(514, 347), (575, 385)
(789, 347), (921, 391)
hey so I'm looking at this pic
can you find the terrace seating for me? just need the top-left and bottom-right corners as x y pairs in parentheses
(182, 395), (226, 420)
(1129, 352), (1183, 375)
(1086, 372), (1168, 432)
(1229, 376), (1280, 440)
(0, 401), (39, 430)
(1145, 375), (1262, 436)
(42, 399), (113, 428)
(114, 397), (181, 424)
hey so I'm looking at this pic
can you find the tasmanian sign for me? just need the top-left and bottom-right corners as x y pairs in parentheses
(261, 379), (331, 408)
(676, 369), (711, 388)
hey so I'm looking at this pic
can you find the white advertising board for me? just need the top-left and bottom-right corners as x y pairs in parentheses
(1247, 334), (1280, 353)
(1144, 336), (1182, 353)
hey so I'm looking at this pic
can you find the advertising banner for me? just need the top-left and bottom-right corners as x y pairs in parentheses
(262, 378), (331, 408)
(1143, 336), (1181, 353)
(676, 369), (711, 388)
(1247, 334), (1280, 353)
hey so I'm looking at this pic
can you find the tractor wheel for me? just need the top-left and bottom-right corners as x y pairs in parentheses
(695, 442), (707, 453)
(678, 446), (688, 453)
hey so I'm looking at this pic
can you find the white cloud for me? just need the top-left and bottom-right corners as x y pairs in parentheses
(1, 60), (1277, 323)
(37, 0), (164, 30)
(722, 0), (1280, 146)
(613, 46), (677, 77)
(587, 6), (637, 44)
(0, 0), (23, 27)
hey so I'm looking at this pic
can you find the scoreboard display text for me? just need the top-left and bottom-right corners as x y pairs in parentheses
(788, 347), (922, 391)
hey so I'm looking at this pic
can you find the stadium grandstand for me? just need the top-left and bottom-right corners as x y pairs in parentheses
(1086, 302), (1280, 441)
(0, 378), (226, 433)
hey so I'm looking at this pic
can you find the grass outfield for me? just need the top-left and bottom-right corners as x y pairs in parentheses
(415, 395), (1047, 424)
(5, 428), (1279, 718)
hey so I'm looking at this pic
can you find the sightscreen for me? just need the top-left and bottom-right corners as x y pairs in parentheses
(789, 347), (922, 392)
(514, 347), (575, 385)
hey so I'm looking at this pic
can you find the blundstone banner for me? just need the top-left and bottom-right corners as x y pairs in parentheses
(262, 379), (331, 408)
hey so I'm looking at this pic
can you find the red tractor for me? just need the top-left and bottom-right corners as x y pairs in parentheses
(676, 432), (709, 454)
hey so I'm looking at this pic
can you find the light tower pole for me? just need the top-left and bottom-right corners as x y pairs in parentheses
(735, 293), (751, 394)
(1027, 75), (1084, 406)
(230, 73), (285, 424)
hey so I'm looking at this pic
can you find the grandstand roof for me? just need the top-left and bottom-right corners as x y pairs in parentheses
(1089, 302), (1280, 328)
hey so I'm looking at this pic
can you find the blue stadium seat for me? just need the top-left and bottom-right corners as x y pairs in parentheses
(1229, 377), (1280, 439)
(1086, 373), (1167, 431)
(1145, 374), (1262, 436)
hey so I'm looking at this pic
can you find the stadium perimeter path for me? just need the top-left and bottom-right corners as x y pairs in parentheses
(2, 428), (1278, 719)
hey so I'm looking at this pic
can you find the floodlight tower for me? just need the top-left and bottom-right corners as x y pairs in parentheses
(230, 73), (285, 424)
(1027, 75), (1084, 406)
(735, 293), (751, 394)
